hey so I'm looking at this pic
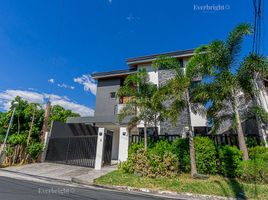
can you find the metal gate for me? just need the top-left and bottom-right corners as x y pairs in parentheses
(45, 135), (98, 167)
(102, 131), (113, 166)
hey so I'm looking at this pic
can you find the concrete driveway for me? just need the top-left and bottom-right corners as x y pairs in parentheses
(0, 162), (91, 181)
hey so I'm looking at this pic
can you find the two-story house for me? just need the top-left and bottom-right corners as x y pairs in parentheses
(67, 49), (208, 162)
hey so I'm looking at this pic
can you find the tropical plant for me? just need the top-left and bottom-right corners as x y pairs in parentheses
(117, 69), (164, 151)
(187, 23), (255, 160)
(152, 56), (203, 177)
(0, 96), (80, 166)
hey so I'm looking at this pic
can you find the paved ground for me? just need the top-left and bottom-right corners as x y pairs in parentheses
(0, 176), (177, 200)
(1, 163), (92, 181)
(1, 162), (117, 184)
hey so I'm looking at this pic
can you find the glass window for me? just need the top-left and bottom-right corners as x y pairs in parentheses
(110, 92), (116, 98)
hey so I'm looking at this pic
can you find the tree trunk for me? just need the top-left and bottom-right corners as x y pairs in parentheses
(234, 103), (249, 160)
(17, 117), (20, 134)
(189, 129), (197, 177)
(144, 123), (147, 151)
(27, 108), (36, 146)
(40, 101), (51, 142)
(186, 90), (197, 177)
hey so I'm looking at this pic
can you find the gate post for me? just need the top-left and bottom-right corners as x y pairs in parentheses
(118, 127), (129, 162)
(95, 128), (106, 170)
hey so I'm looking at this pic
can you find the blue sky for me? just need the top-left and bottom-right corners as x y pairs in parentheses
(0, 0), (267, 116)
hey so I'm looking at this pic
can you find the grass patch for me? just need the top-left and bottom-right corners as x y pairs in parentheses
(95, 170), (268, 199)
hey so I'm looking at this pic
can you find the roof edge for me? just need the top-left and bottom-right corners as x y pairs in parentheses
(126, 49), (195, 66)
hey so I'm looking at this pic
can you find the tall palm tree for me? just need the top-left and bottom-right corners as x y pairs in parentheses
(152, 56), (200, 177)
(187, 23), (253, 160)
(117, 69), (163, 151)
(238, 53), (268, 145)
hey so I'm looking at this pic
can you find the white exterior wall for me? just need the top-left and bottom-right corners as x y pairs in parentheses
(183, 58), (207, 127)
(136, 64), (160, 132)
(118, 127), (129, 162)
(138, 64), (159, 86)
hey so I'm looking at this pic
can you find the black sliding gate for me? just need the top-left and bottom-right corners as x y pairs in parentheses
(45, 121), (114, 168)
(45, 135), (98, 167)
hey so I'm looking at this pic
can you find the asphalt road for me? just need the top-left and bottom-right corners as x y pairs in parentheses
(0, 176), (174, 200)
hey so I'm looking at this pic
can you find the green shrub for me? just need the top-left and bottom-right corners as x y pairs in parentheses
(27, 142), (43, 160)
(7, 134), (27, 145)
(148, 151), (179, 178)
(194, 137), (218, 174)
(218, 145), (242, 177)
(128, 142), (144, 156)
(148, 139), (172, 157)
(238, 159), (268, 184)
(122, 147), (179, 178)
(246, 137), (259, 148)
(172, 138), (191, 172)
(249, 146), (268, 159)
(131, 149), (150, 177)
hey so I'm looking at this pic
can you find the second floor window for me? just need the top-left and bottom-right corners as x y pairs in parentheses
(110, 92), (116, 98)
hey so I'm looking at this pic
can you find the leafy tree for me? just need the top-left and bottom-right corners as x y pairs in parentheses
(0, 96), (80, 165)
(187, 23), (254, 160)
(152, 56), (203, 177)
(49, 105), (80, 124)
(117, 69), (164, 151)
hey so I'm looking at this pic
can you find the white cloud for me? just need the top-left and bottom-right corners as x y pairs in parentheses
(0, 89), (94, 116)
(74, 74), (97, 96)
(57, 83), (75, 90)
(48, 78), (55, 84)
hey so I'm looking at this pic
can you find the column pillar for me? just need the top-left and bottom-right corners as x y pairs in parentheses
(95, 128), (106, 170)
(118, 127), (129, 162)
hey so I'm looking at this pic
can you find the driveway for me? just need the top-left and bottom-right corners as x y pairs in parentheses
(0, 163), (91, 181)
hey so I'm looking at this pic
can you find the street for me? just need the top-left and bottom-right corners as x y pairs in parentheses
(0, 176), (174, 200)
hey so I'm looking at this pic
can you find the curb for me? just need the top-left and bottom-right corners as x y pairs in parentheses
(71, 177), (93, 185)
(91, 184), (237, 200)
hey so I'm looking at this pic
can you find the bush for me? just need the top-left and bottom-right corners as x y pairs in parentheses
(218, 145), (242, 177)
(120, 147), (179, 178)
(7, 134), (27, 145)
(128, 142), (144, 156)
(246, 137), (260, 148)
(172, 138), (191, 172)
(238, 159), (268, 184)
(27, 142), (43, 160)
(148, 151), (179, 178)
(249, 146), (268, 159)
(171, 137), (218, 174)
(148, 139), (172, 157)
(194, 137), (218, 174)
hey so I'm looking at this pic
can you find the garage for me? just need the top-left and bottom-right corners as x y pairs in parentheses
(45, 121), (113, 168)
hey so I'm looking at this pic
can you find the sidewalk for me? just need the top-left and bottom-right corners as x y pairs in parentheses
(0, 162), (117, 185)
(71, 165), (117, 185)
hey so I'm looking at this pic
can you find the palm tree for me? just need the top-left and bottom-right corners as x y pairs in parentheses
(117, 69), (163, 151)
(187, 23), (254, 160)
(152, 56), (200, 177)
(238, 53), (268, 145)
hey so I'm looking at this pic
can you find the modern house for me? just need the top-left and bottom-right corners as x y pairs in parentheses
(67, 49), (208, 162)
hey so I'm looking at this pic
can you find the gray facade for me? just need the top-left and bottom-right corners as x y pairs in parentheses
(95, 78), (121, 117)
(158, 69), (189, 135)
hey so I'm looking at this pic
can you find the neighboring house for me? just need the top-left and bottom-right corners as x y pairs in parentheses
(67, 49), (207, 162)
